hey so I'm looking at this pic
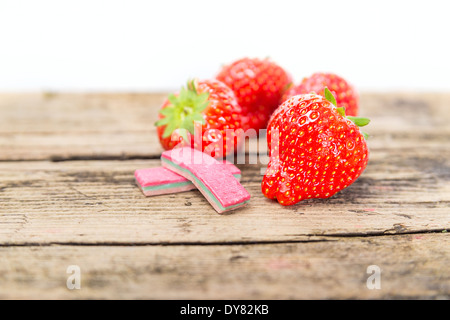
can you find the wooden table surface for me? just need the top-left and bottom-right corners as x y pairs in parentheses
(0, 92), (449, 299)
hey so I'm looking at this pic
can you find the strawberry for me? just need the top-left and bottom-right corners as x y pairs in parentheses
(216, 57), (292, 131)
(262, 88), (369, 206)
(282, 73), (359, 116)
(155, 79), (243, 158)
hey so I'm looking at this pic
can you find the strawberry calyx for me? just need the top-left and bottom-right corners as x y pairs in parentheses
(155, 80), (209, 142)
(324, 87), (370, 138)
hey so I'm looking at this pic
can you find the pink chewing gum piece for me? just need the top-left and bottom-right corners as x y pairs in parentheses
(161, 147), (251, 214)
(135, 161), (241, 197)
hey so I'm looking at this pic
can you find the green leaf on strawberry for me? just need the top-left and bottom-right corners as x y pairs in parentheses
(155, 79), (244, 158)
(324, 87), (370, 139)
(324, 87), (337, 107)
(346, 116), (370, 127)
(262, 92), (371, 206)
(155, 80), (209, 140)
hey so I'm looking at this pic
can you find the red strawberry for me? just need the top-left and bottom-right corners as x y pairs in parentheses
(216, 57), (292, 131)
(282, 73), (359, 116)
(155, 79), (243, 158)
(262, 88), (369, 206)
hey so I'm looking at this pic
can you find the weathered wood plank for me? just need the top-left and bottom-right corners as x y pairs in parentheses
(0, 150), (448, 245)
(1, 92), (450, 161)
(0, 233), (448, 299)
(0, 92), (166, 160)
(0, 92), (449, 300)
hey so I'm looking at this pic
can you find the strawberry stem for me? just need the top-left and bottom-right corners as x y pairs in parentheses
(324, 87), (370, 139)
(336, 107), (346, 117)
(155, 80), (209, 141)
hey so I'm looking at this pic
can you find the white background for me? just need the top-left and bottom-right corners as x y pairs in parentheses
(0, 0), (449, 92)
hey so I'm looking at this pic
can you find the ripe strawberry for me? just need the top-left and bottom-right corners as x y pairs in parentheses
(155, 79), (243, 158)
(216, 57), (292, 131)
(262, 88), (369, 206)
(282, 73), (359, 116)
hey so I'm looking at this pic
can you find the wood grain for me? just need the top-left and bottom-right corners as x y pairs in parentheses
(1, 91), (449, 299)
(0, 92), (166, 161)
(0, 153), (448, 245)
(1, 92), (449, 161)
(0, 234), (448, 299)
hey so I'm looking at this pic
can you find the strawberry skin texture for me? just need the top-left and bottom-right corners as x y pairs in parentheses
(262, 94), (369, 206)
(216, 58), (292, 131)
(283, 73), (359, 116)
(156, 79), (243, 158)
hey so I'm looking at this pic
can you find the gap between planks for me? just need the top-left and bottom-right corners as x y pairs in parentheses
(0, 229), (447, 248)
